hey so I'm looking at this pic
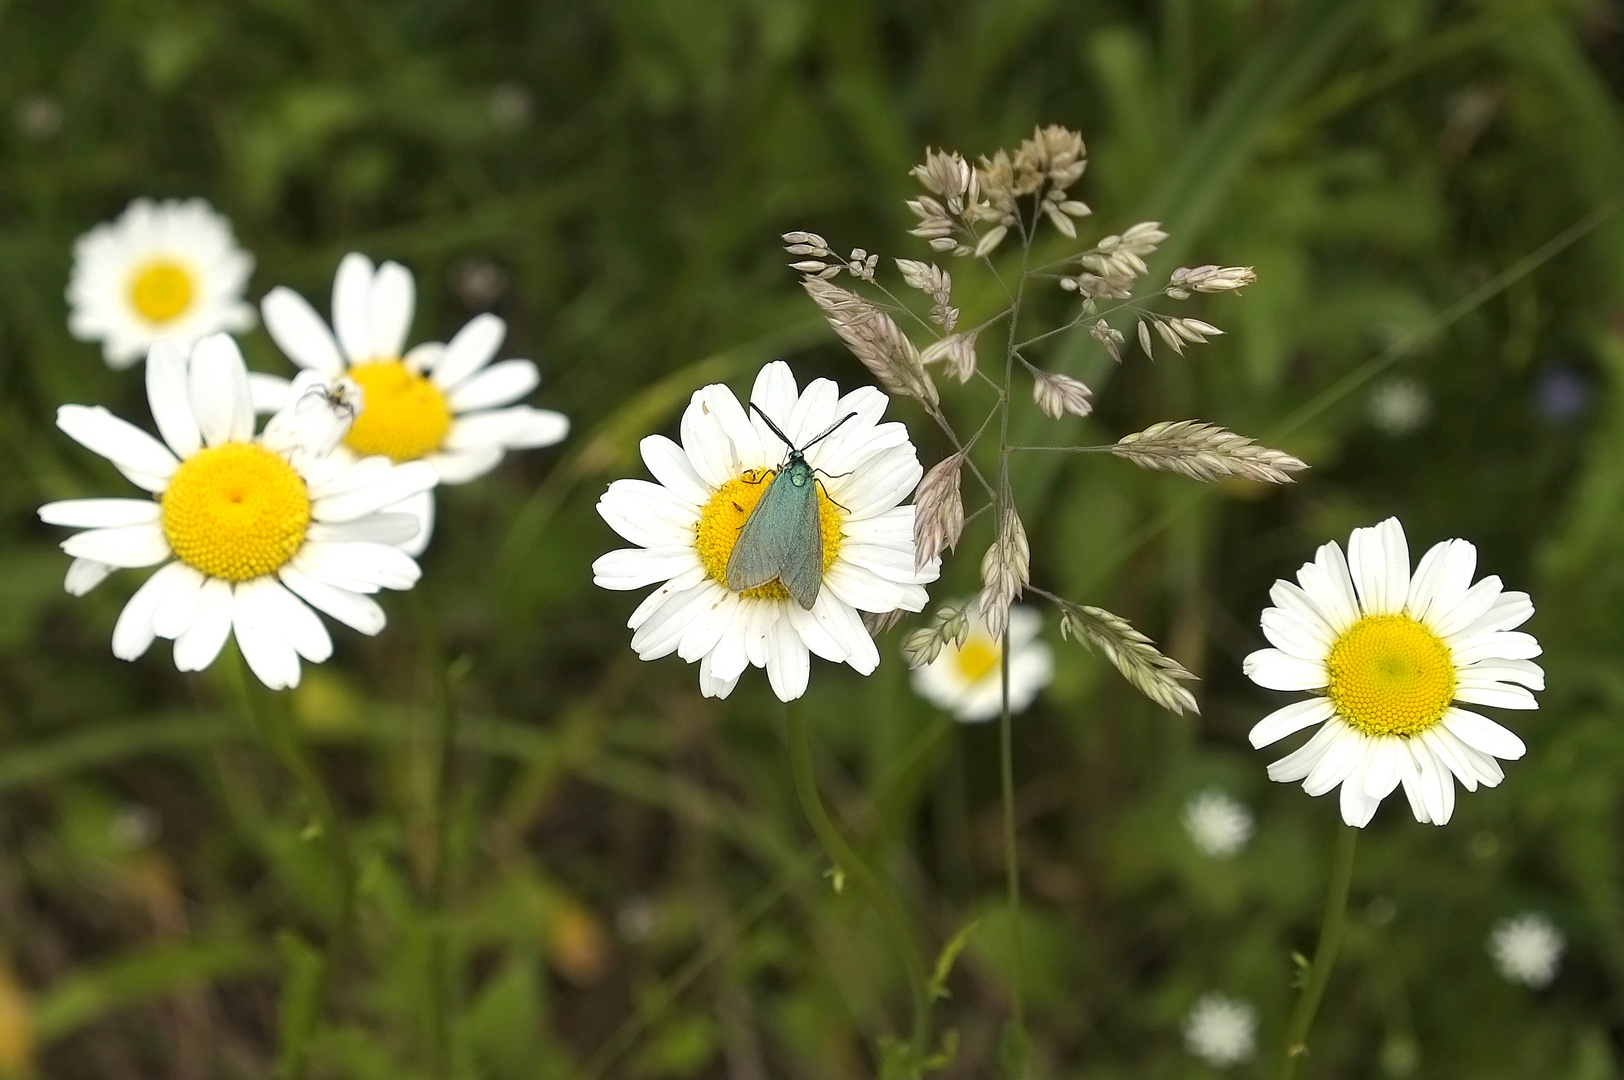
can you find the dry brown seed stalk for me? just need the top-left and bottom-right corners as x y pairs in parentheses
(1171, 265), (1257, 292)
(1091, 319), (1124, 363)
(977, 508), (1030, 639)
(920, 329), (978, 383)
(1060, 605), (1199, 714)
(1110, 420), (1307, 483)
(864, 610), (905, 636)
(902, 603), (971, 669)
(913, 452), (966, 570)
(802, 278), (939, 406)
(1032, 370), (1094, 419)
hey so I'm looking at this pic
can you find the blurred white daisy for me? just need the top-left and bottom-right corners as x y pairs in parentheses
(1366, 376), (1431, 437)
(1182, 789), (1253, 858)
(911, 604), (1052, 721)
(256, 252), (568, 553)
(1183, 993), (1257, 1067)
(68, 198), (255, 369)
(41, 333), (437, 690)
(1245, 518), (1542, 827)
(592, 361), (939, 701)
(1489, 912), (1563, 988)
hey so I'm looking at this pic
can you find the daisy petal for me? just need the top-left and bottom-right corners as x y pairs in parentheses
(174, 577), (234, 671)
(39, 499), (160, 529)
(57, 405), (179, 480)
(278, 565), (386, 635)
(1442, 707), (1526, 760)
(1242, 648), (1327, 691)
(432, 314), (506, 390)
(151, 563), (205, 639)
(446, 359), (539, 413)
(1248, 697), (1335, 748)
(112, 561), (191, 661)
(146, 340), (202, 457)
(367, 261), (415, 360)
(332, 253), (375, 363)
(189, 333), (255, 445)
(234, 579), (301, 689)
(65, 558), (114, 596)
(1348, 517), (1408, 616)
(766, 618), (810, 701)
(262, 287), (345, 374)
(61, 524), (171, 568)
(258, 579), (333, 663)
(640, 434), (711, 505)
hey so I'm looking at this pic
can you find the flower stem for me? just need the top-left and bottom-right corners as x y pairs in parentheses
(425, 635), (461, 1080)
(783, 702), (931, 1055)
(224, 647), (356, 1077)
(1275, 824), (1359, 1080)
(999, 627), (1029, 1077)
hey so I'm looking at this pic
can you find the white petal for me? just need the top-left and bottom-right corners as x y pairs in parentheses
(1267, 580), (1337, 650)
(249, 373), (294, 414)
(593, 547), (701, 591)
(189, 333), (254, 446)
(61, 524), (171, 568)
(1362, 738), (1404, 800)
(1295, 541), (1359, 632)
(368, 261), (415, 360)
(1452, 631), (1542, 664)
(39, 499), (160, 528)
(632, 584), (721, 660)
(1412, 739), (1455, 825)
(1397, 740), (1431, 823)
(681, 387), (745, 488)
(748, 362), (799, 441)
(1266, 719), (1345, 783)
(174, 577), (234, 671)
(145, 340), (202, 457)
(766, 618), (810, 701)
(65, 558), (114, 596)
(278, 565), (386, 635)
(233, 580), (301, 690)
(812, 589), (878, 674)
(307, 514), (420, 546)
(152, 563), (205, 639)
(1441, 707), (1526, 760)
(261, 287), (345, 373)
(676, 585), (738, 663)
(293, 541), (421, 592)
(786, 600), (846, 663)
(57, 405), (179, 480)
(1457, 658), (1544, 691)
(1340, 751), (1381, 828)
(446, 359), (539, 413)
(258, 580), (333, 663)
(1418, 727), (1482, 792)
(1347, 517), (1409, 616)
(431, 314), (506, 390)
(501, 407), (569, 449)
(1260, 607), (1330, 661)
(1302, 726), (1363, 796)
(1429, 575), (1503, 640)
(311, 460), (438, 521)
(425, 447), (504, 484)
(386, 489), (434, 556)
(111, 562), (188, 661)
(1242, 648), (1327, 691)
(640, 434), (711, 506)
(332, 253), (375, 363)
(1406, 538), (1475, 623)
(1453, 683), (1539, 710)
(1455, 590), (1534, 638)
(1248, 696), (1335, 748)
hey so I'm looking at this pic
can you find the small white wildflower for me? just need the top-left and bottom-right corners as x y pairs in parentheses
(1367, 376), (1432, 436)
(1182, 789), (1253, 858)
(1183, 993), (1257, 1067)
(1489, 913), (1563, 988)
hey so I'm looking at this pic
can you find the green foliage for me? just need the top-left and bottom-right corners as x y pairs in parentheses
(0, 0), (1622, 1077)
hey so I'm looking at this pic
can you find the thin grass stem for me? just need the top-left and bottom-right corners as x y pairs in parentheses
(1275, 823), (1359, 1080)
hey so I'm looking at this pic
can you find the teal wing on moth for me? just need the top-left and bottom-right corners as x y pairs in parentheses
(725, 459), (824, 610)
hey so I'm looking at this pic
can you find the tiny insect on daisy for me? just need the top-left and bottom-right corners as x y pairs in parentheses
(911, 604), (1053, 722)
(68, 198), (257, 369)
(592, 361), (939, 701)
(1244, 518), (1542, 827)
(41, 333), (438, 690)
(254, 252), (569, 553)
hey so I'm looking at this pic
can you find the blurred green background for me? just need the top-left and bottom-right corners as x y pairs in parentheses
(3, 0), (1624, 1076)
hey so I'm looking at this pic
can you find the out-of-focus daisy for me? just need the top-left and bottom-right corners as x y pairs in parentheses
(1489, 912), (1563, 988)
(68, 198), (255, 369)
(41, 333), (436, 690)
(592, 361), (938, 701)
(1182, 789), (1253, 858)
(1183, 993), (1257, 1067)
(256, 252), (568, 553)
(1244, 518), (1542, 827)
(911, 604), (1052, 721)
(1366, 376), (1431, 436)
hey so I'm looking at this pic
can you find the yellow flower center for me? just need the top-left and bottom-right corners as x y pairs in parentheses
(694, 468), (843, 601)
(343, 360), (452, 462)
(161, 443), (311, 581)
(128, 259), (196, 324)
(952, 635), (1002, 683)
(1325, 614), (1456, 737)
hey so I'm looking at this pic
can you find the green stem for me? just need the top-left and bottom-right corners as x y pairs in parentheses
(999, 628), (1027, 1056)
(783, 703), (931, 1054)
(1275, 824), (1359, 1080)
(414, 595), (462, 1080)
(224, 647), (356, 1077)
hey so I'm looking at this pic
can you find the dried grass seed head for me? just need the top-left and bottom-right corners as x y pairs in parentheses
(913, 452), (966, 569)
(1032, 370), (1094, 419)
(1060, 604), (1200, 714)
(1111, 420), (1307, 484)
(802, 277), (938, 406)
(1171, 265), (1257, 292)
(920, 329), (979, 383)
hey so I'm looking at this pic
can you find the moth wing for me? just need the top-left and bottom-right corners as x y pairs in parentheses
(726, 470), (799, 592)
(778, 478), (824, 610)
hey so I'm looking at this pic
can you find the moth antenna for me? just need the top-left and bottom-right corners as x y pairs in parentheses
(801, 411), (859, 452)
(748, 402), (796, 450)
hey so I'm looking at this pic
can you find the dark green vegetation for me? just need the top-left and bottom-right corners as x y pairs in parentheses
(2, 0), (1623, 1076)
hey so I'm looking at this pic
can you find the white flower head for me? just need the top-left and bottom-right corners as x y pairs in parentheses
(255, 252), (569, 553)
(41, 334), (438, 690)
(1183, 789), (1253, 858)
(911, 603), (1052, 722)
(68, 198), (256, 369)
(1489, 912), (1563, 988)
(592, 361), (940, 702)
(1244, 518), (1542, 828)
(1183, 993), (1257, 1067)
(1367, 376), (1431, 436)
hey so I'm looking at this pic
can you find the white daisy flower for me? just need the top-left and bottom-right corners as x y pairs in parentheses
(911, 604), (1052, 722)
(255, 252), (569, 553)
(1489, 912), (1563, 988)
(68, 198), (255, 369)
(1182, 789), (1253, 858)
(1244, 518), (1542, 828)
(41, 333), (437, 690)
(591, 361), (939, 701)
(1183, 993), (1257, 1067)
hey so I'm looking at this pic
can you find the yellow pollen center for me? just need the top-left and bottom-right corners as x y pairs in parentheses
(1325, 614), (1456, 736)
(694, 468), (843, 601)
(952, 636), (1002, 683)
(161, 443), (311, 582)
(128, 259), (196, 323)
(343, 360), (453, 462)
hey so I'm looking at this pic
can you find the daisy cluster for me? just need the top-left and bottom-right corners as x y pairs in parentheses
(48, 198), (570, 688)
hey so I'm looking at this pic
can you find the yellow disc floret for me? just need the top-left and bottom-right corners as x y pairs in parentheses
(161, 443), (311, 582)
(952, 634), (1002, 683)
(1325, 614), (1456, 736)
(343, 360), (452, 462)
(695, 468), (843, 602)
(128, 259), (196, 323)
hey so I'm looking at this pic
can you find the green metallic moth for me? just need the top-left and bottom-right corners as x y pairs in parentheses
(725, 405), (857, 609)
